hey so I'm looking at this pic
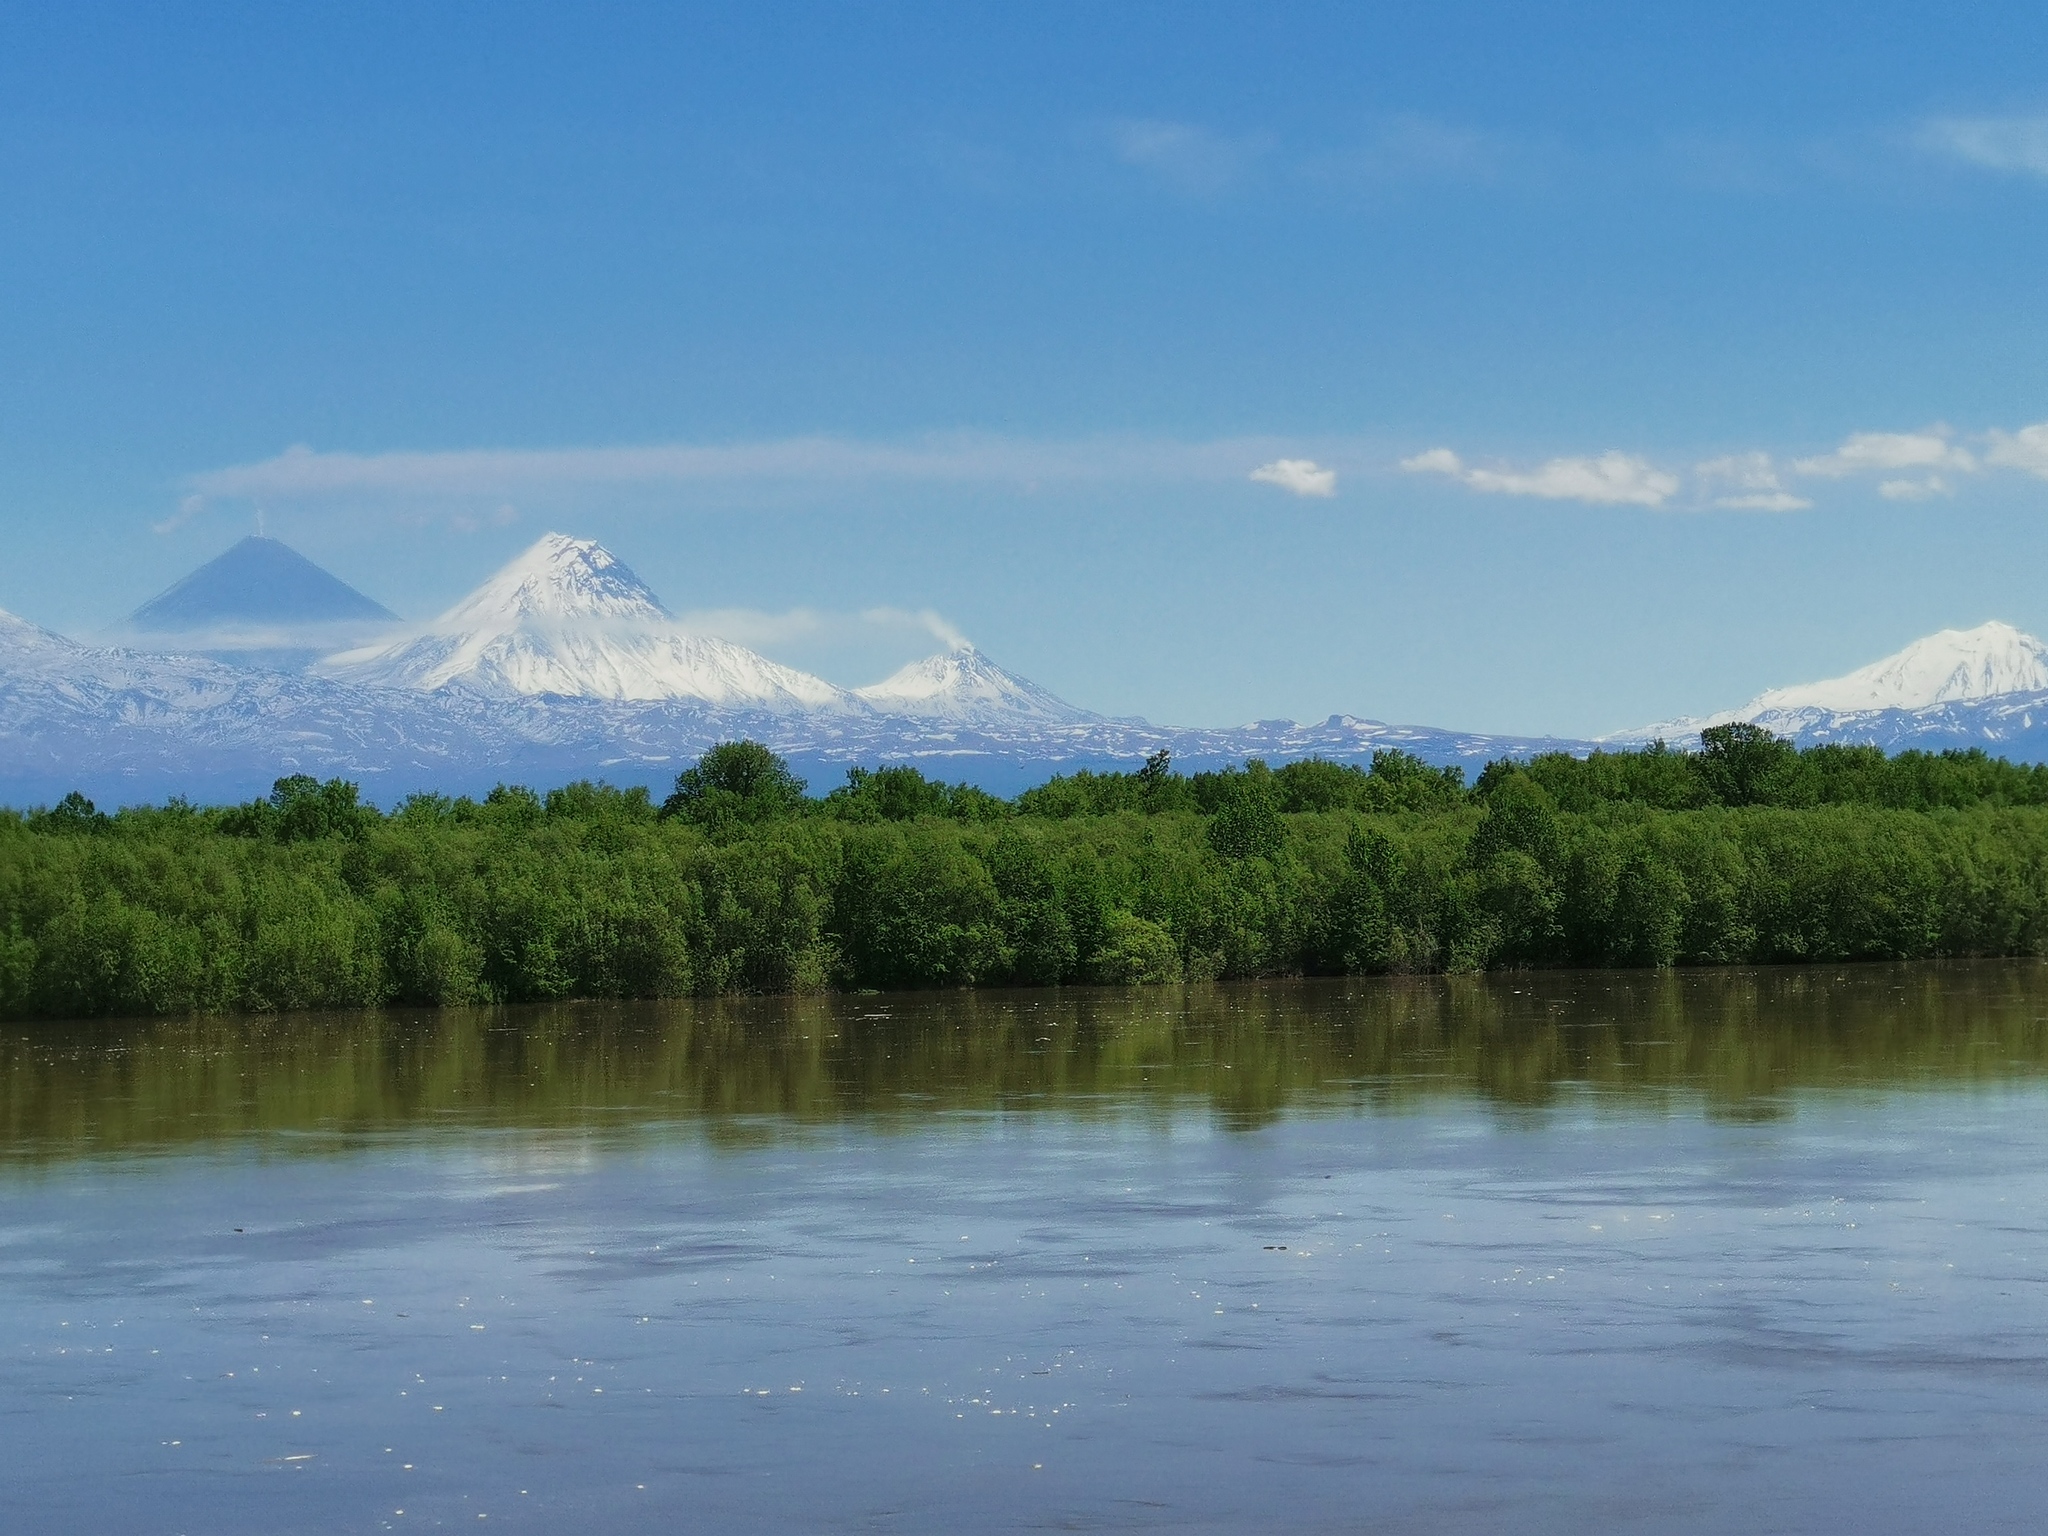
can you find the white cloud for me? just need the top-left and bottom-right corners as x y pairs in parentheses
(1878, 476), (1953, 501)
(1985, 422), (2048, 478)
(1793, 429), (1976, 479)
(1300, 115), (1515, 186)
(1401, 447), (1678, 508)
(671, 604), (969, 653)
(1107, 119), (1273, 196)
(151, 493), (208, 535)
(1249, 458), (1337, 497)
(1694, 452), (1812, 511)
(185, 433), (1298, 507)
(1715, 491), (1813, 512)
(1400, 448), (1463, 477)
(1917, 114), (2048, 177)
(861, 606), (970, 651)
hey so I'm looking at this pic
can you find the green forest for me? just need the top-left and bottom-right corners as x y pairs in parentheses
(7, 725), (2048, 1020)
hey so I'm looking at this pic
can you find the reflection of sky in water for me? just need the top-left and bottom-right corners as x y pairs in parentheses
(5, 970), (2048, 1532)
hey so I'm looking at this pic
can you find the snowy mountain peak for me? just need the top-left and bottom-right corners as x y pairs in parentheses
(112, 535), (398, 671)
(0, 606), (84, 662)
(440, 533), (668, 627)
(856, 646), (1092, 724)
(1610, 619), (2048, 746)
(314, 533), (858, 711)
(126, 536), (394, 633)
(1743, 621), (2048, 716)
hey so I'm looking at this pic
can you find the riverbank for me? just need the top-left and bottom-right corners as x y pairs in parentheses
(8, 738), (2048, 1019)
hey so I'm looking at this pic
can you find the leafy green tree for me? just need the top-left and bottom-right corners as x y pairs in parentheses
(1091, 910), (1181, 984)
(1468, 772), (1564, 962)
(482, 783), (545, 830)
(825, 764), (949, 822)
(1274, 757), (1369, 813)
(16, 739), (2048, 1022)
(1204, 763), (1285, 861)
(272, 775), (375, 842)
(1364, 749), (1467, 812)
(544, 780), (656, 823)
(828, 827), (1003, 987)
(1015, 767), (1142, 818)
(30, 792), (107, 835)
(1693, 724), (1805, 807)
(987, 829), (1077, 983)
(662, 741), (809, 829)
(1134, 749), (1196, 813)
(1314, 826), (1401, 971)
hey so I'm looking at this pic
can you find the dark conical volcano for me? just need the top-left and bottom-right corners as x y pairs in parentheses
(129, 536), (395, 632)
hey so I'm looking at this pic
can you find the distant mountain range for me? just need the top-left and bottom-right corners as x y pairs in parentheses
(5, 531), (2048, 806)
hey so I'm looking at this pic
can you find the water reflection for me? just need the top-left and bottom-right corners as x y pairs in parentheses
(8, 962), (2048, 1157)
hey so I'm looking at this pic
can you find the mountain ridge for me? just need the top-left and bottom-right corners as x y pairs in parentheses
(13, 532), (2048, 806)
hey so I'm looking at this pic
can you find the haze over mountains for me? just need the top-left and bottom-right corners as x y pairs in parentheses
(6, 531), (2048, 805)
(115, 535), (396, 670)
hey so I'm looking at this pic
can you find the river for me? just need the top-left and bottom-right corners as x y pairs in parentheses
(4, 966), (2047, 1532)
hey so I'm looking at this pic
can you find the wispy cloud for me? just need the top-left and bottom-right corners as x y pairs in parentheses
(1301, 115), (1518, 187)
(670, 603), (969, 653)
(151, 494), (208, 536)
(179, 414), (2048, 534)
(1878, 476), (1954, 501)
(186, 433), (1299, 506)
(1107, 119), (1274, 196)
(1917, 114), (2048, 177)
(1791, 428), (1975, 479)
(1249, 458), (1337, 497)
(1401, 447), (1679, 508)
(865, 606), (970, 651)
(1694, 452), (1811, 512)
(1103, 113), (1522, 200)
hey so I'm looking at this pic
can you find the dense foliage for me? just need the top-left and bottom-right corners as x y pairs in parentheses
(7, 730), (2048, 1019)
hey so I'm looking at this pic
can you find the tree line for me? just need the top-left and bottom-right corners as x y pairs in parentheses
(6, 726), (2048, 1019)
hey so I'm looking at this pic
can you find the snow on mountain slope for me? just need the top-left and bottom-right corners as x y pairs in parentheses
(1742, 622), (2048, 715)
(317, 533), (861, 710)
(432, 531), (665, 627)
(855, 646), (1093, 724)
(1611, 621), (2048, 746)
(0, 608), (84, 664)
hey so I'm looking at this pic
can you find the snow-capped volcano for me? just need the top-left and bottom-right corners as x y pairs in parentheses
(432, 532), (666, 627)
(317, 533), (860, 711)
(1612, 620), (2048, 746)
(1738, 621), (2048, 715)
(125, 536), (395, 634)
(114, 535), (398, 670)
(856, 646), (1094, 725)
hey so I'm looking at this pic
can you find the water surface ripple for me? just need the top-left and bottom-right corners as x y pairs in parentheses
(4, 966), (2047, 1533)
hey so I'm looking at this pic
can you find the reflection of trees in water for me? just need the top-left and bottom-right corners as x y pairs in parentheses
(7, 963), (2048, 1158)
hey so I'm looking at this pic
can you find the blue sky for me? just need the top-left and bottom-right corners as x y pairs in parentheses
(5, 2), (2048, 733)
